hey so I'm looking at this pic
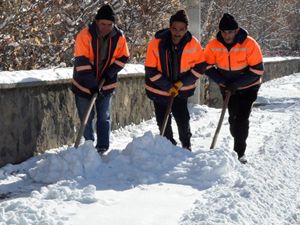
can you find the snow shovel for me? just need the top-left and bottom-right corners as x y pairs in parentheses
(210, 91), (231, 149)
(74, 78), (106, 148)
(160, 96), (175, 136)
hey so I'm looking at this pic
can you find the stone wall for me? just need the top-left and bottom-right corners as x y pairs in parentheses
(0, 73), (154, 167)
(111, 74), (154, 130)
(0, 83), (77, 166)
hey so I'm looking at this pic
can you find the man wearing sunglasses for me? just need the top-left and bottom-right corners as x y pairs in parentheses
(204, 13), (264, 164)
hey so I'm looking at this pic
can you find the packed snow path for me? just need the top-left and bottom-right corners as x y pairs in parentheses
(0, 73), (299, 225)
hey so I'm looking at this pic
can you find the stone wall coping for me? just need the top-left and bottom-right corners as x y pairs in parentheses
(1, 57), (300, 89)
(0, 64), (145, 89)
(263, 56), (300, 63)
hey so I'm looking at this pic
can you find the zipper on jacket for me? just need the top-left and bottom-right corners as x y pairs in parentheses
(96, 39), (99, 78)
(165, 49), (169, 77)
(98, 38), (112, 80)
(228, 52), (231, 71)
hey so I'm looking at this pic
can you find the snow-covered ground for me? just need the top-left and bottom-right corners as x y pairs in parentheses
(0, 73), (300, 225)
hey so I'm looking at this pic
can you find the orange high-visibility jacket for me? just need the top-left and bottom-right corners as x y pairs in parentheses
(204, 28), (264, 90)
(72, 22), (129, 98)
(144, 29), (206, 102)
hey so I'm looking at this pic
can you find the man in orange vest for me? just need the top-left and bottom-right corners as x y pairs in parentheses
(71, 4), (129, 154)
(145, 10), (207, 151)
(204, 13), (264, 163)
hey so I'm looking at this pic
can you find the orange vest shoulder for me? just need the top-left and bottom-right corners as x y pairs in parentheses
(242, 36), (260, 48)
(76, 27), (92, 41)
(207, 38), (223, 48)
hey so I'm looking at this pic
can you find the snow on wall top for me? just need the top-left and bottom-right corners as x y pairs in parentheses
(0, 57), (299, 87)
(0, 64), (145, 88)
(263, 56), (300, 63)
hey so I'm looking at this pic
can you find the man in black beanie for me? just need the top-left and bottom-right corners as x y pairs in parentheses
(71, 4), (129, 155)
(204, 13), (264, 164)
(145, 10), (207, 151)
(95, 4), (116, 36)
(218, 13), (239, 44)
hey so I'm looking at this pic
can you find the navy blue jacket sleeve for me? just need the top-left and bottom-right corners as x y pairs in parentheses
(179, 61), (207, 85)
(145, 66), (173, 91)
(205, 67), (227, 85)
(231, 62), (264, 88)
(104, 56), (129, 80)
(231, 72), (260, 88)
(73, 56), (98, 89)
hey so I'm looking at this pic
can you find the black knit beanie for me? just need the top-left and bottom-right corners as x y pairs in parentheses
(170, 10), (189, 25)
(219, 13), (238, 30)
(95, 4), (116, 22)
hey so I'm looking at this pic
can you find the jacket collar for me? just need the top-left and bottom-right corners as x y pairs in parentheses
(88, 21), (122, 39)
(155, 28), (192, 49)
(216, 27), (248, 48)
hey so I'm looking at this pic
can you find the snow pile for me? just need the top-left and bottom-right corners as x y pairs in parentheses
(164, 148), (236, 189)
(117, 131), (192, 184)
(0, 199), (66, 225)
(96, 131), (237, 188)
(31, 180), (97, 204)
(0, 131), (239, 225)
(28, 141), (102, 183)
(13, 129), (237, 191)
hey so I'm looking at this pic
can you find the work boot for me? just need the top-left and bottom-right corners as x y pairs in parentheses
(238, 155), (247, 164)
(96, 147), (108, 156)
(183, 145), (191, 151)
(182, 141), (191, 152)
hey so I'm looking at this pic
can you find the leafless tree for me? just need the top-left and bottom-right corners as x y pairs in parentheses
(0, 0), (182, 71)
(199, 0), (299, 56)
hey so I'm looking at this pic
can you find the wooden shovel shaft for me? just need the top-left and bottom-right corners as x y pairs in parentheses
(160, 96), (175, 136)
(74, 79), (105, 148)
(210, 91), (231, 149)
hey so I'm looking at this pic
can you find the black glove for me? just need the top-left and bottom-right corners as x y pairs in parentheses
(89, 86), (99, 95)
(90, 87), (105, 98)
(226, 83), (238, 94)
(90, 85), (105, 97)
(221, 83), (237, 95)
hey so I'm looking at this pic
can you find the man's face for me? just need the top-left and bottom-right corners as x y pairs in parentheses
(221, 28), (239, 44)
(96, 19), (114, 36)
(169, 21), (187, 45)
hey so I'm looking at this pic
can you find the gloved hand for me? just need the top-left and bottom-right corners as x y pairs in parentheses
(89, 86), (100, 95)
(225, 83), (238, 95)
(168, 86), (179, 97)
(89, 86), (104, 98)
(220, 83), (238, 95)
(168, 81), (183, 97)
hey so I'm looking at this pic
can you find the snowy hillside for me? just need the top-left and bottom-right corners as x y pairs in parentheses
(0, 73), (300, 225)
